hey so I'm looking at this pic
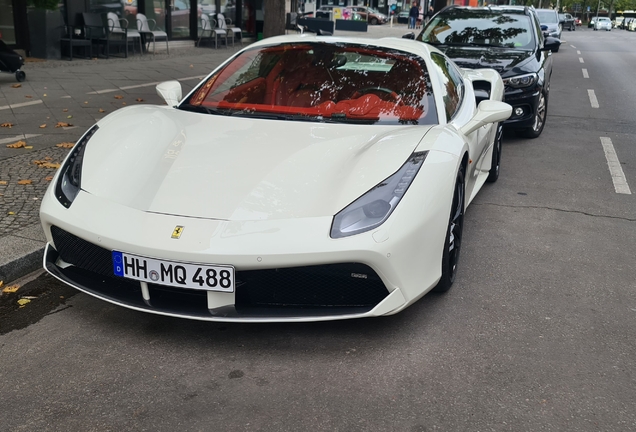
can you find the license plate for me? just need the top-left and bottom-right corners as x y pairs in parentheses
(112, 251), (234, 292)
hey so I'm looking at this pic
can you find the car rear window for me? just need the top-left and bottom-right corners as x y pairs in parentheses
(419, 10), (535, 50)
(536, 10), (558, 23)
(181, 42), (438, 125)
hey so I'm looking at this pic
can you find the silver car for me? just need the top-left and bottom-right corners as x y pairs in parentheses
(594, 17), (612, 31)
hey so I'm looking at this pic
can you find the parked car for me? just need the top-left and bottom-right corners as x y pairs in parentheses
(588, 17), (595, 28)
(397, 10), (410, 24)
(628, 18), (636, 31)
(559, 13), (575, 31)
(414, 5), (558, 138)
(536, 8), (562, 39)
(613, 16), (624, 28)
(316, 5), (387, 24)
(40, 34), (511, 322)
(575, 17), (582, 26)
(594, 17), (612, 31)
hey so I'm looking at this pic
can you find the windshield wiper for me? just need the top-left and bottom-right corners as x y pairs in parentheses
(178, 103), (235, 116)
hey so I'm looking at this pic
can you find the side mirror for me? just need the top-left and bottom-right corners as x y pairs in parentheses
(156, 81), (182, 107)
(402, 32), (415, 39)
(460, 100), (511, 136)
(542, 36), (561, 51)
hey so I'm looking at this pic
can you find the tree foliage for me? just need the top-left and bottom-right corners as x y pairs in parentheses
(29, 0), (59, 10)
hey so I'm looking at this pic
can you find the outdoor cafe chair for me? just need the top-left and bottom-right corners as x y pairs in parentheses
(217, 13), (242, 46)
(198, 14), (228, 49)
(107, 12), (143, 55)
(136, 13), (169, 55)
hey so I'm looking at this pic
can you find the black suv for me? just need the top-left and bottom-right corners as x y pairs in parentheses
(414, 6), (560, 138)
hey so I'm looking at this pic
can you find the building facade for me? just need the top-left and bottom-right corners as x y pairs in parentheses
(2, 0), (290, 56)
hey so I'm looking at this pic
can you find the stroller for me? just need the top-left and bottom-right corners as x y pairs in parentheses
(0, 39), (26, 82)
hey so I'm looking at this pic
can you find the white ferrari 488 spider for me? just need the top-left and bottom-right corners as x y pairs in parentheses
(41, 34), (511, 322)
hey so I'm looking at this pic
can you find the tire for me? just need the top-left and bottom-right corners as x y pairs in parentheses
(486, 122), (503, 183)
(522, 90), (548, 139)
(432, 164), (465, 293)
(15, 71), (26, 82)
(370, 17), (378, 25)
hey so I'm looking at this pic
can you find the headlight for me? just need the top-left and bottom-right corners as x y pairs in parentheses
(55, 125), (99, 208)
(330, 151), (428, 239)
(503, 73), (538, 88)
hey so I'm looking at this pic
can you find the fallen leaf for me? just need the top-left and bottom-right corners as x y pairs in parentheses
(67, 115), (73, 119)
(24, 146), (33, 149)
(17, 298), (31, 307)
(2, 284), (20, 294)
(84, 101), (88, 104)
(56, 142), (75, 148)
(7, 211), (15, 215)
(45, 176), (53, 181)
(190, 64), (194, 68)
(1, 122), (14, 128)
(63, 109), (68, 112)
(0, 281), (2, 288)
(43, 94), (47, 97)
(98, 109), (106, 113)
(41, 162), (61, 169)
(39, 124), (47, 128)
(11, 83), (22, 88)
(25, 95), (33, 98)
(55, 122), (72, 128)
(122, 102), (127, 105)
(17, 179), (32, 185)
(114, 95), (124, 99)
(0, 181), (7, 185)
(45, 156), (52, 160)
(6, 140), (26, 148)
(136, 98), (144, 102)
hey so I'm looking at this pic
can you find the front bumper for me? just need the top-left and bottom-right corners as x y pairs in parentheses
(501, 86), (542, 130)
(40, 153), (453, 322)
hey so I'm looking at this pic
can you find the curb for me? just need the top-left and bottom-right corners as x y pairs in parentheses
(0, 224), (47, 284)
(0, 247), (44, 284)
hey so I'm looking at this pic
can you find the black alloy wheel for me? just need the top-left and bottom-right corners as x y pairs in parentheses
(523, 90), (547, 138)
(486, 122), (503, 183)
(433, 164), (465, 293)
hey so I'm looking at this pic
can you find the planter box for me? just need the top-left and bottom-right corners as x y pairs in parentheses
(297, 18), (335, 34)
(335, 19), (368, 32)
(27, 9), (64, 59)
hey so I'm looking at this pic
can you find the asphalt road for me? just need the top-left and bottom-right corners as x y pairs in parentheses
(1, 27), (636, 431)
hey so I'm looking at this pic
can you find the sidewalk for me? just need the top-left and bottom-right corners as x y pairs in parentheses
(0, 23), (412, 285)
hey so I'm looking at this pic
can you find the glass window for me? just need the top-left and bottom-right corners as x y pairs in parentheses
(0, 0), (16, 44)
(536, 10), (558, 23)
(420, 10), (535, 50)
(181, 42), (438, 125)
(430, 53), (463, 121)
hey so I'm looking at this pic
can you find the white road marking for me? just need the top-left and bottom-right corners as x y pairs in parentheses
(87, 75), (206, 94)
(0, 100), (43, 111)
(579, 57), (585, 63)
(588, 89), (599, 108)
(577, 50), (581, 54)
(600, 137), (632, 194)
(582, 68), (589, 78)
(0, 134), (42, 145)
(570, 44), (576, 48)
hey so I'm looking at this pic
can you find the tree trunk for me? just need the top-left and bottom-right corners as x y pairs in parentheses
(263, 0), (286, 38)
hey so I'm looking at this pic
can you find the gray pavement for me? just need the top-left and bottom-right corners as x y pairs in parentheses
(0, 23), (412, 284)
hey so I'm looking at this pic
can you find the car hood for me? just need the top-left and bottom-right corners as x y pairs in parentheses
(542, 23), (560, 31)
(81, 106), (433, 221)
(436, 46), (531, 75)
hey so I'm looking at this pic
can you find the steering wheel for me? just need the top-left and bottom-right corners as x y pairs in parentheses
(356, 87), (400, 102)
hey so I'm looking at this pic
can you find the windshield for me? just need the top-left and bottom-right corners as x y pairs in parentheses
(180, 42), (437, 125)
(536, 11), (558, 23)
(418, 10), (535, 50)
